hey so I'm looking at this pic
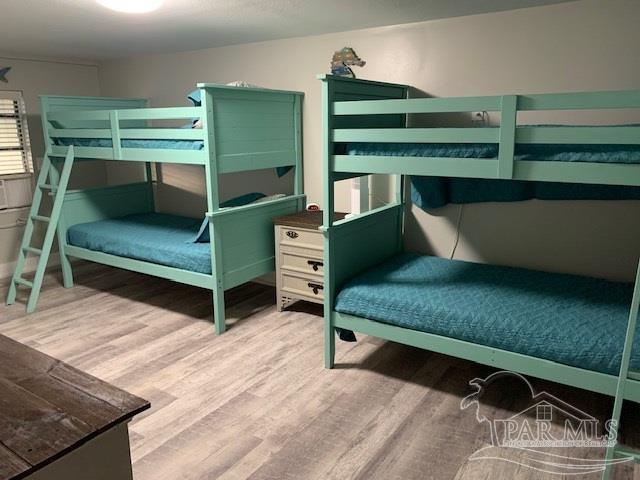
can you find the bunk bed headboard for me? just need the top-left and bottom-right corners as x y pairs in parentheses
(319, 75), (409, 312)
(197, 84), (304, 180)
(318, 74), (408, 130)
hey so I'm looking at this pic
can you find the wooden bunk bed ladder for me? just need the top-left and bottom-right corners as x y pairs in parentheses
(6, 146), (75, 313)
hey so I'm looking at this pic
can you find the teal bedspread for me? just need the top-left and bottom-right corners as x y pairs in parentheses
(334, 253), (638, 375)
(345, 141), (640, 208)
(55, 137), (204, 150)
(54, 138), (291, 177)
(67, 213), (212, 274)
(345, 141), (640, 164)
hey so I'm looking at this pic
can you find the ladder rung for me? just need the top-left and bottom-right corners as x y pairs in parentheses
(30, 215), (51, 223)
(14, 277), (33, 288)
(23, 246), (42, 255)
(39, 184), (57, 191)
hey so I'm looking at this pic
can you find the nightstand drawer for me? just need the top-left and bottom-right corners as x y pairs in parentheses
(274, 210), (345, 311)
(280, 251), (324, 276)
(278, 226), (323, 250)
(281, 271), (324, 302)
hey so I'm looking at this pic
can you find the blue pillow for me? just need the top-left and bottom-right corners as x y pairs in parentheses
(188, 89), (202, 106)
(192, 192), (267, 243)
(185, 90), (203, 128)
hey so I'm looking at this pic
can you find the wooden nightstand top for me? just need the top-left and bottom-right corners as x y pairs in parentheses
(273, 210), (347, 230)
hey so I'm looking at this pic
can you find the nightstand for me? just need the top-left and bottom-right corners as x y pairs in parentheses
(273, 210), (346, 311)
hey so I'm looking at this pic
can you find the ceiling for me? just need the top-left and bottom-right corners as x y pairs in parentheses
(1, 0), (577, 60)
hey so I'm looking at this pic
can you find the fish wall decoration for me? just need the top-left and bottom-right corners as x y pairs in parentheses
(0, 67), (11, 83)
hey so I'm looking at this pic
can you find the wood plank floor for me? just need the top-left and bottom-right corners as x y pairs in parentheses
(2, 262), (640, 480)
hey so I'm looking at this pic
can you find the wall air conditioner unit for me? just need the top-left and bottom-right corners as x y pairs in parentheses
(0, 176), (32, 210)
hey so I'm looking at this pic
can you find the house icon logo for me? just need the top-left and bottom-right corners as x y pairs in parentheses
(460, 371), (630, 475)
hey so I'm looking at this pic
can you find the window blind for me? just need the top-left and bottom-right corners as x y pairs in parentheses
(0, 91), (32, 176)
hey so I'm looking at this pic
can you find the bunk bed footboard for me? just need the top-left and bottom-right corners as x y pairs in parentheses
(208, 194), (306, 289)
(323, 203), (404, 367)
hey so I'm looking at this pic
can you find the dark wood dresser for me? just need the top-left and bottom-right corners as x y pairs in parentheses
(0, 334), (149, 480)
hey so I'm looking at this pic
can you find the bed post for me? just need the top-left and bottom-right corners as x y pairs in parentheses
(201, 87), (226, 334)
(293, 94), (304, 196)
(321, 77), (336, 368)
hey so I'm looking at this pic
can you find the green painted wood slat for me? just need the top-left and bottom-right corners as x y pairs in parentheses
(333, 127), (498, 143)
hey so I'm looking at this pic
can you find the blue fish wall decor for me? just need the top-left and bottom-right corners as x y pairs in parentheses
(0, 67), (11, 83)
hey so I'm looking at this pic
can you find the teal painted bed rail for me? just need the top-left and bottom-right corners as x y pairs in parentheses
(321, 74), (640, 186)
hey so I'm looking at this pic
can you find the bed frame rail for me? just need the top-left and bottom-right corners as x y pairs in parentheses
(42, 95), (208, 164)
(322, 76), (640, 186)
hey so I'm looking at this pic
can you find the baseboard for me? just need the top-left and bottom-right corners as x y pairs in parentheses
(0, 253), (60, 280)
(253, 272), (276, 287)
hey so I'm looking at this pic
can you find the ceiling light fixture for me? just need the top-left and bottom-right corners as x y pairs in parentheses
(96, 0), (163, 13)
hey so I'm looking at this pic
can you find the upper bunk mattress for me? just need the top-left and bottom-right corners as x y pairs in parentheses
(67, 213), (212, 274)
(334, 253), (638, 375)
(55, 138), (204, 150)
(345, 140), (640, 164)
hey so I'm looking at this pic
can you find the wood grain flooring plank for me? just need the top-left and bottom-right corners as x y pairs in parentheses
(2, 263), (639, 480)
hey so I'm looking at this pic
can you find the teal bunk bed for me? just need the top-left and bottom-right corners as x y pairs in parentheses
(319, 74), (640, 474)
(6, 84), (305, 334)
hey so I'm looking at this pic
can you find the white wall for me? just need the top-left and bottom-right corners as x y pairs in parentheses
(0, 55), (101, 275)
(93, 0), (639, 281)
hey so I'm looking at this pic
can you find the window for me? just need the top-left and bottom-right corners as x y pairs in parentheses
(0, 91), (32, 176)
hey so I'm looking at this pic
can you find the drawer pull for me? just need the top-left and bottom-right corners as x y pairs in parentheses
(286, 230), (299, 239)
(307, 282), (324, 295)
(307, 260), (323, 271)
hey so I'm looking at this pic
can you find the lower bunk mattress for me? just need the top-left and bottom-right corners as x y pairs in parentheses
(67, 213), (212, 274)
(334, 253), (638, 376)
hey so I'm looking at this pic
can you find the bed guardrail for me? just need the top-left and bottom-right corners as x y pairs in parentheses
(322, 77), (640, 186)
(45, 105), (207, 164)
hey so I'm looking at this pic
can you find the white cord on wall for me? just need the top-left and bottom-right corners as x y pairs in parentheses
(450, 204), (464, 259)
